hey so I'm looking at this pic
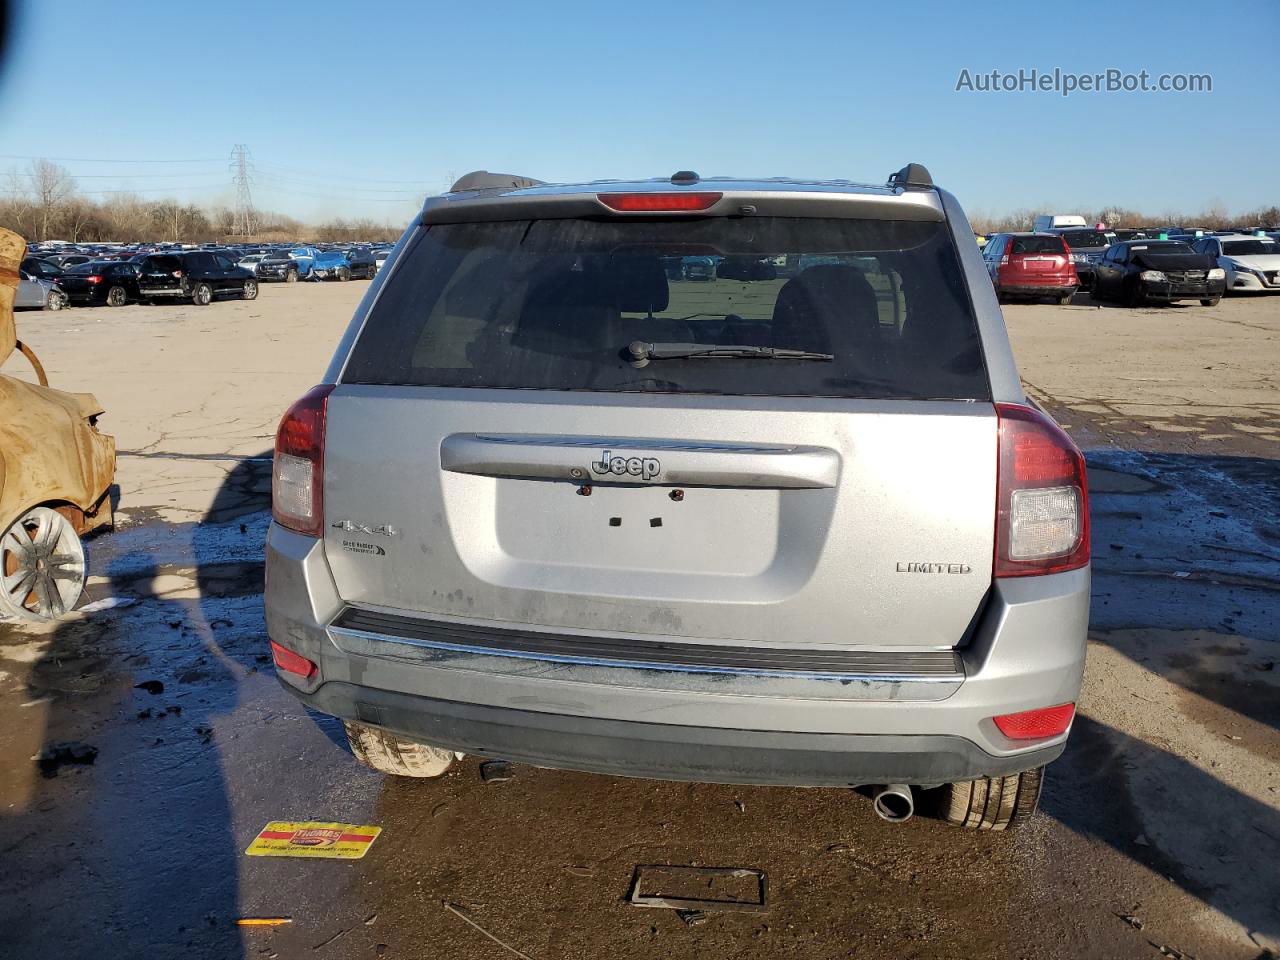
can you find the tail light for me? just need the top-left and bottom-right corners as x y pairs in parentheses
(272, 384), (335, 537)
(994, 404), (1089, 577)
(993, 703), (1075, 739)
(86, 275), (103, 284)
(598, 192), (722, 212)
(270, 640), (317, 679)
(172, 270), (183, 278)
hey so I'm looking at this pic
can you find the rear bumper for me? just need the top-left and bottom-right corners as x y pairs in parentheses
(288, 678), (1063, 786)
(999, 283), (1077, 297)
(265, 524), (1088, 786)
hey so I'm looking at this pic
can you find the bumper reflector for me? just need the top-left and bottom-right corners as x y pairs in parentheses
(993, 702), (1075, 740)
(270, 641), (317, 679)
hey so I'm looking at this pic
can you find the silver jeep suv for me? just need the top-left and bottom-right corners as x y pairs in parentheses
(265, 165), (1090, 830)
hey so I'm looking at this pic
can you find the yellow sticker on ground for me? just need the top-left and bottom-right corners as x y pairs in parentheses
(245, 821), (382, 859)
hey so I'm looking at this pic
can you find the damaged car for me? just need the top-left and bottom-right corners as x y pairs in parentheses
(266, 165), (1091, 831)
(310, 249), (356, 282)
(1091, 239), (1227, 306)
(1, 229), (116, 621)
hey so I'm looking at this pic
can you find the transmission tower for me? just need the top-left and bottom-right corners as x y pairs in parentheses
(229, 144), (257, 237)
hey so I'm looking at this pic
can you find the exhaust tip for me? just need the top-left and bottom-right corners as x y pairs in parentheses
(872, 784), (914, 823)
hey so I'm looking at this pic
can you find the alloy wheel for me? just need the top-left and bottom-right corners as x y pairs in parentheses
(0, 507), (87, 621)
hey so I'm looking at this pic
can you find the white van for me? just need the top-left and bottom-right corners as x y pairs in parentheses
(1033, 215), (1087, 232)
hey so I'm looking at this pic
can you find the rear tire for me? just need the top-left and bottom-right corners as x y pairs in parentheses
(45, 290), (67, 311)
(940, 767), (1043, 831)
(191, 282), (212, 306)
(1200, 297), (1220, 307)
(338, 266), (351, 282)
(106, 285), (127, 307)
(242, 279), (258, 301)
(343, 721), (454, 778)
(285, 269), (298, 283)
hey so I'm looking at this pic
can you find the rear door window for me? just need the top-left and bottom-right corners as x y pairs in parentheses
(343, 216), (990, 401)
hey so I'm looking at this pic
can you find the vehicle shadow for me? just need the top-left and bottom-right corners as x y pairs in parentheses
(0, 454), (278, 960)
(1088, 450), (1280, 735)
(1045, 713), (1280, 949)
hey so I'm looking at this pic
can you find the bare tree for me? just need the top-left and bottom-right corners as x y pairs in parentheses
(61, 197), (100, 242)
(102, 192), (151, 240)
(21, 159), (77, 241)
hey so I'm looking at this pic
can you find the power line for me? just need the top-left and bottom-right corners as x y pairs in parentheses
(0, 153), (224, 163)
(253, 171), (425, 196)
(0, 183), (228, 196)
(254, 161), (439, 185)
(256, 185), (422, 204)
(55, 171), (226, 179)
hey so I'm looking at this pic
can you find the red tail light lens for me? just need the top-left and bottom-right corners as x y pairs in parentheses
(993, 703), (1076, 740)
(272, 384), (335, 537)
(270, 640), (317, 679)
(995, 404), (1090, 577)
(598, 192), (722, 212)
(86, 275), (103, 284)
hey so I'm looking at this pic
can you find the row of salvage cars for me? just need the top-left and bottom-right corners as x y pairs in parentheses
(0, 229), (116, 621)
(979, 225), (1280, 306)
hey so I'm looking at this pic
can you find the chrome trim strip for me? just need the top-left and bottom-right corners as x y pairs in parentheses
(331, 625), (961, 683)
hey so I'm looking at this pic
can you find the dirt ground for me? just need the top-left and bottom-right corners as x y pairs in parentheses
(0, 284), (1277, 960)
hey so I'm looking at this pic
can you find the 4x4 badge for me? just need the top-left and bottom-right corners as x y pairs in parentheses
(331, 520), (398, 537)
(590, 450), (661, 481)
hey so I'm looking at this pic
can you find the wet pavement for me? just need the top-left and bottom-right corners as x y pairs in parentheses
(1, 289), (1277, 959)
(1, 447), (1276, 960)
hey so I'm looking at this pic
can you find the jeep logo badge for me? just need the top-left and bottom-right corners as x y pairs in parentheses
(590, 450), (661, 481)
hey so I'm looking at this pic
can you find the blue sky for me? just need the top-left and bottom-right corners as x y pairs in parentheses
(0, 0), (1274, 225)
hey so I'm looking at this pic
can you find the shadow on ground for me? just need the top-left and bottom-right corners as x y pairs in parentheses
(0, 453), (273, 960)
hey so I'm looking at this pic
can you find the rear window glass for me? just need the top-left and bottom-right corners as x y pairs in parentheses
(342, 217), (989, 400)
(1059, 230), (1114, 247)
(144, 255), (181, 272)
(1010, 236), (1066, 254)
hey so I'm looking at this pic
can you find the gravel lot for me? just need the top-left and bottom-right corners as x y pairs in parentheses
(1, 284), (1276, 960)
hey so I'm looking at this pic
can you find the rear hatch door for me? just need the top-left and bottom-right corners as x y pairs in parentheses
(322, 208), (997, 651)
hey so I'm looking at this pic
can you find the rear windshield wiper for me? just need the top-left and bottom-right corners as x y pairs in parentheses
(627, 341), (833, 367)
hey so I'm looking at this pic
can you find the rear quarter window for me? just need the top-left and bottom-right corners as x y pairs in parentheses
(342, 216), (990, 401)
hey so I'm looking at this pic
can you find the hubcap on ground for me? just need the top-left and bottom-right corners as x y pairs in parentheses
(0, 507), (86, 621)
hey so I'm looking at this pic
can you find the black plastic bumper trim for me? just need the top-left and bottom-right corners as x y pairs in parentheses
(287, 679), (1061, 787)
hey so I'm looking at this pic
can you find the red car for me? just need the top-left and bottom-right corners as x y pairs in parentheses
(982, 232), (1079, 304)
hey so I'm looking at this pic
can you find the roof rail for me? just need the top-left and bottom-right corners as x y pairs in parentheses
(448, 170), (545, 193)
(887, 163), (933, 189)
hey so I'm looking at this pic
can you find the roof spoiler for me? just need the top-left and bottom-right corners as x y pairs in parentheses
(888, 163), (933, 189)
(448, 170), (545, 193)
